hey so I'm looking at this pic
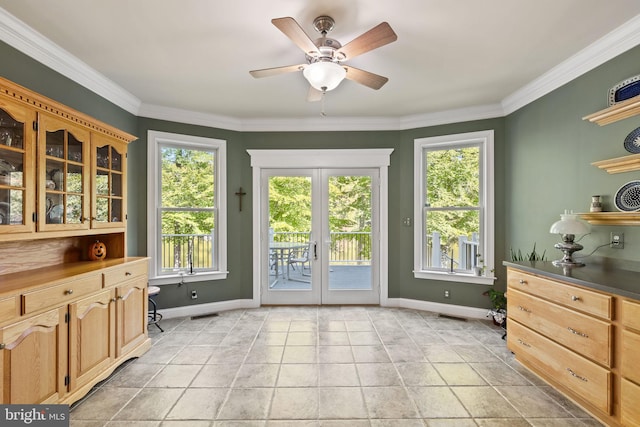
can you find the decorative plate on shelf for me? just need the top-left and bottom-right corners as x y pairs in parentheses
(624, 126), (640, 153)
(614, 181), (640, 211)
(608, 74), (640, 106)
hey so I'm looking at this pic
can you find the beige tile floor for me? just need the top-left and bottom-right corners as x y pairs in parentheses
(70, 306), (603, 426)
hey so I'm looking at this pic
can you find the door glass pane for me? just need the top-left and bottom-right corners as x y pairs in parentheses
(268, 176), (311, 290)
(96, 146), (109, 168)
(0, 189), (23, 225)
(96, 197), (108, 222)
(46, 193), (63, 224)
(47, 160), (64, 190)
(328, 175), (372, 290)
(111, 147), (122, 171)
(96, 171), (109, 195)
(66, 194), (83, 224)
(46, 129), (64, 158)
(67, 164), (83, 193)
(111, 198), (122, 222)
(0, 108), (25, 227)
(0, 109), (24, 149)
(112, 173), (122, 197)
(68, 132), (83, 163)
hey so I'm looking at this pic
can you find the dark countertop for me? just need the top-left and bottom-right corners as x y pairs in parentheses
(503, 259), (640, 300)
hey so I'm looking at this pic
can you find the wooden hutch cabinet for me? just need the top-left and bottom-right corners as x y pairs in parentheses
(0, 77), (150, 405)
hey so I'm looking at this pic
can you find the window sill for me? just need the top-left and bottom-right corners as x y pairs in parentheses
(413, 270), (495, 285)
(149, 271), (229, 286)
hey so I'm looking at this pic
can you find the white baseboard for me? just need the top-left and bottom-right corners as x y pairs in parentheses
(160, 299), (258, 319)
(384, 298), (490, 320)
(158, 297), (489, 321)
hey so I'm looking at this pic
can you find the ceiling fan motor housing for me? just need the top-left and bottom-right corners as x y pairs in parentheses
(306, 37), (343, 64)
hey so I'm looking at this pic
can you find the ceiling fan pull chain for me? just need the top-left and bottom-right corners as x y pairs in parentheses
(321, 90), (327, 117)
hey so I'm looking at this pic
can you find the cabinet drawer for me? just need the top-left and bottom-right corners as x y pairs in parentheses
(507, 269), (612, 319)
(508, 320), (611, 414)
(508, 288), (611, 366)
(622, 378), (640, 426)
(0, 296), (18, 325)
(22, 274), (102, 315)
(103, 261), (147, 288)
(621, 329), (640, 384)
(622, 299), (640, 331)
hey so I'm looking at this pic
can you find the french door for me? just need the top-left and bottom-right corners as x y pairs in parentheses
(260, 168), (379, 305)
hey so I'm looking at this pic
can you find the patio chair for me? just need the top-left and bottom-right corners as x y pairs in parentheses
(269, 249), (278, 275)
(288, 245), (311, 277)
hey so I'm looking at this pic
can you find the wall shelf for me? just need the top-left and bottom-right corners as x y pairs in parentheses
(579, 212), (640, 225)
(592, 153), (640, 174)
(583, 95), (640, 126)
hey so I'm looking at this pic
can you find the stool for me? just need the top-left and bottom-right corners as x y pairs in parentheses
(148, 286), (164, 332)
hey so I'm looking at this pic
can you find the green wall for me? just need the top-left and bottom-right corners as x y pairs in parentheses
(505, 44), (640, 270)
(2, 39), (639, 312)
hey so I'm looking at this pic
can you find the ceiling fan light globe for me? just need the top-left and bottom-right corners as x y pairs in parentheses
(303, 62), (346, 92)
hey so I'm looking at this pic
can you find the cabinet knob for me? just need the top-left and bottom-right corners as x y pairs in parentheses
(65, 289), (74, 295)
(111, 298), (117, 302)
(517, 305), (531, 313)
(571, 295), (580, 301)
(125, 272), (132, 276)
(519, 279), (527, 284)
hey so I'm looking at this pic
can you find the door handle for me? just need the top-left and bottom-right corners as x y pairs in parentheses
(312, 241), (318, 260)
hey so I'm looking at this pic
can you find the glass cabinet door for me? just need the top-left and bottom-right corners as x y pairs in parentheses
(92, 135), (126, 229)
(38, 114), (90, 231)
(0, 100), (35, 234)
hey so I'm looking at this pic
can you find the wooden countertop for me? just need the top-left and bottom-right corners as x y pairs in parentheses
(504, 260), (640, 300)
(0, 257), (148, 296)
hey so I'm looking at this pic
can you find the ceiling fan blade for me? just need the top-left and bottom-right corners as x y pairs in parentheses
(343, 65), (389, 90)
(272, 17), (320, 56)
(337, 22), (397, 60)
(249, 64), (305, 79)
(307, 86), (323, 102)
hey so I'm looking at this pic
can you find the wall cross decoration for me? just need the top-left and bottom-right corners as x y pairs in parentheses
(235, 187), (247, 211)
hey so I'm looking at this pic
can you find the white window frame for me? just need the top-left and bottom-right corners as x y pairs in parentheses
(413, 130), (495, 285)
(147, 130), (228, 285)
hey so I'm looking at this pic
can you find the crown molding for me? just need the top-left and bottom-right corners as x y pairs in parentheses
(240, 115), (401, 132)
(399, 104), (505, 130)
(502, 14), (640, 115)
(0, 7), (141, 115)
(1, 6), (639, 131)
(138, 103), (243, 132)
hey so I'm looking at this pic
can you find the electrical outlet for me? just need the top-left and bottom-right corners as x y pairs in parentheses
(191, 290), (198, 299)
(611, 232), (624, 249)
(444, 290), (450, 298)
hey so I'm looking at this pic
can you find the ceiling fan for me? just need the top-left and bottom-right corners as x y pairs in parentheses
(249, 16), (398, 101)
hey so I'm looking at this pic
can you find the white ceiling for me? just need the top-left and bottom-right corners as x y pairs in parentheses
(1, 1), (640, 131)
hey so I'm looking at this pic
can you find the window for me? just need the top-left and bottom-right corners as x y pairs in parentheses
(413, 130), (494, 284)
(147, 131), (227, 284)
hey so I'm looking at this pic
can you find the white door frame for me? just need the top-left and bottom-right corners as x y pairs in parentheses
(248, 149), (393, 306)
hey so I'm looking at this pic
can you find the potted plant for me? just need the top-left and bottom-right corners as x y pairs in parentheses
(484, 288), (507, 333)
(509, 243), (546, 262)
(473, 254), (494, 276)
